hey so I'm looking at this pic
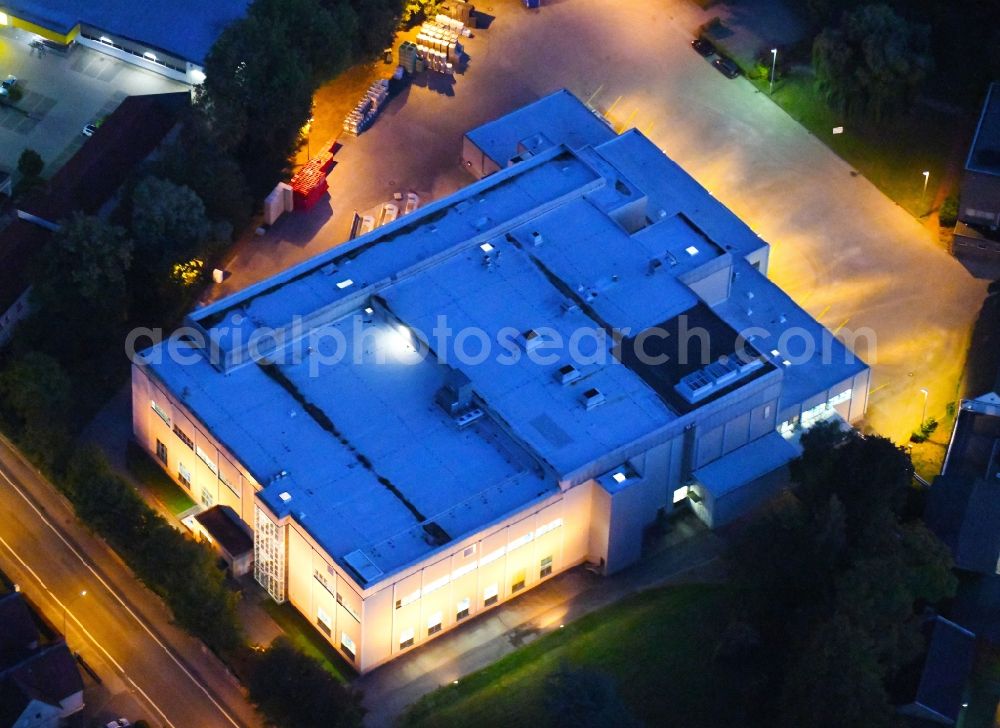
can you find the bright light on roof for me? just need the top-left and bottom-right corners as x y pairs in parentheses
(480, 242), (494, 253)
(279, 491), (292, 503)
(190, 69), (206, 84)
(336, 279), (354, 289)
(782, 359), (791, 367)
(770, 349), (780, 357)
(364, 306), (374, 315)
(0, 12), (8, 25)
(612, 471), (627, 484)
(143, 51), (157, 61)
(685, 245), (698, 256)
(99, 36), (112, 44)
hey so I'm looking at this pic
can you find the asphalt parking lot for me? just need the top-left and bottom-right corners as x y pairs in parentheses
(212, 0), (986, 443)
(0, 28), (186, 177)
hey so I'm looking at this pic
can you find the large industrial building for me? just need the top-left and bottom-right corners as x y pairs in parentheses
(132, 91), (869, 673)
(0, 0), (248, 83)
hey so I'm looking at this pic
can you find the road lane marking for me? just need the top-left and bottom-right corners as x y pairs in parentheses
(0, 460), (244, 728)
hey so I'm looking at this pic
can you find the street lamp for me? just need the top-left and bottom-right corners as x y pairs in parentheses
(919, 388), (929, 427)
(769, 48), (778, 95)
(921, 170), (930, 205)
(62, 589), (87, 637)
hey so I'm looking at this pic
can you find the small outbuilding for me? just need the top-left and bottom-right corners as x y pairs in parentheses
(192, 505), (254, 577)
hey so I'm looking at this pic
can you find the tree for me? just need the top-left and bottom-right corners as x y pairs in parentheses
(17, 148), (43, 179)
(778, 614), (894, 728)
(131, 176), (211, 262)
(543, 664), (639, 728)
(0, 352), (72, 469)
(342, 0), (400, 58)
(200, 8), (317, 196)
(248, 637), (364, 728)
(813, 3), (934, 120)
(254, 0), (357, 81)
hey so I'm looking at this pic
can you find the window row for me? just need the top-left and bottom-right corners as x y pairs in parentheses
(397, 556), (553, 651)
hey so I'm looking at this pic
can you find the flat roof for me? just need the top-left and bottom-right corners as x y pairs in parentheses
(145, 92), (867, 585)
(966, 82), (1000, 176)
(3, 0), (249, 63)
(693, 431), (799, 497)
(465, 88), (616, 165)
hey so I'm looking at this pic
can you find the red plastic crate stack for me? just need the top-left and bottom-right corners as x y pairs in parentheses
(290, 139), (337, 210)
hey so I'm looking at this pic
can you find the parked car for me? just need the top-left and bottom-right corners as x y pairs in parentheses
(713, 57), (740, 78)
(691, 38), (715, 57)
(0, 75), (17, 97)
(105, 720), (131, 728)
(82, 123), (98, 137)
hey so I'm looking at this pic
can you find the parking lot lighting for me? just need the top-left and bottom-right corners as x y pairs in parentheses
(769, 48), (777, 95)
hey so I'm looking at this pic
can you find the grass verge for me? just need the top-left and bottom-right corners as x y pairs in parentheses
(402, 583), (731, 727)
(125, 440), (195, 514)
(261, 599), (354, 683)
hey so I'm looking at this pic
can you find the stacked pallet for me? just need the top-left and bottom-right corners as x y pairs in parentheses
(415, 19), (464, 74)
(290, 140), (336, 210)
(342, 79), (390, 135)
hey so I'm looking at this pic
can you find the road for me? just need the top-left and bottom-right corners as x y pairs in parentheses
(0, 433), (260, 728)
(210, 0), (986, 444)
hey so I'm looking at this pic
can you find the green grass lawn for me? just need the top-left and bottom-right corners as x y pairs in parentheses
(755, 72), (974, 218)
(402, 583), (732, 728)
(261, 599), (354, 683)
(125, 441), (195, 514)
(705, 25), (975, 219)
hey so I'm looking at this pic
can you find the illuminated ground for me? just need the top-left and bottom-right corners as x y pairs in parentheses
(211, 0), (986, 445)
(0, 27), (186, 177)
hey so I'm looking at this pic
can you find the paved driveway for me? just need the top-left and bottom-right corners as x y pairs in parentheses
(0, 28), (187, 176)
(212, 0), (986, 442)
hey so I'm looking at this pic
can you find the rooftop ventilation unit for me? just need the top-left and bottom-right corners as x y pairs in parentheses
(582, 388), (606, 410)
(531, 231), (544, 247)
(454, 408), (484, 429)
(279, 491), (292, 504)
(436, 368), (474, 416)
(675, 355), (764, 404)
(521, 329), (543, 352)
(560, 300), (579, 315)
(556, 364), (581, 385)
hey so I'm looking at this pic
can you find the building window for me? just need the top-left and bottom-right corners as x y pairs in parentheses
(173, 424), (194, 450)
(340, 633), (355, 661)
(484, 583), (498, 607)
(201, 487), (214, 507)
(219, 472), (239, 497)
(155, 439), (167, 465)
(151, 400), (170, 426)
(427, 612), (442, 635)
(540, 556), (553, 578)
(178, 462), (191, 487)
(317, 607), (332, 636)
(456, 597), (470, 620)
(463, 544), (476, 558)
(196, 445), (218, 475)
(511, 569), (526, 593)
(399, 627), (414, 649)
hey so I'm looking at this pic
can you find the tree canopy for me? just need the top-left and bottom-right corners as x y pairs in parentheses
(248, 637), (364, 728)
(722, 424), (956, 725)
(812, 3), (933, 120)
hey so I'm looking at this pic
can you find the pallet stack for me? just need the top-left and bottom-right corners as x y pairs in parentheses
(290, 139), (336, 210)
(342, 79), (390, 135)
(415, 19), (464, 74)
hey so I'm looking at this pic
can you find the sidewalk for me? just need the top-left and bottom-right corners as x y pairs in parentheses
(357, 514), (725, 727)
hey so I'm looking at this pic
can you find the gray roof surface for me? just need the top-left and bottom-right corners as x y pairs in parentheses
(5, 0), (248, 62)
(693, 431), (799, 497)
(464, 88), (616, 166)
(144, 92), (867, 585)
(966, 82), (1000, 176)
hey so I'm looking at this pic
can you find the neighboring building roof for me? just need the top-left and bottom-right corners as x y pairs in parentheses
(693, 431), (799, 498)
(0, 594), (83, 723)
(0, 219), (51, 314)
(928, 394), (1000, 574)
(143, 92), (866, 586)
(0, 593), (41, 669)
(194, 505), (253, 557)
(3, 0), (249, 63)
(20, 92), (189, 225)
(966, 82), (1000, 176)
(465, 88), (617, 166)
(912, 617), (976, 725)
